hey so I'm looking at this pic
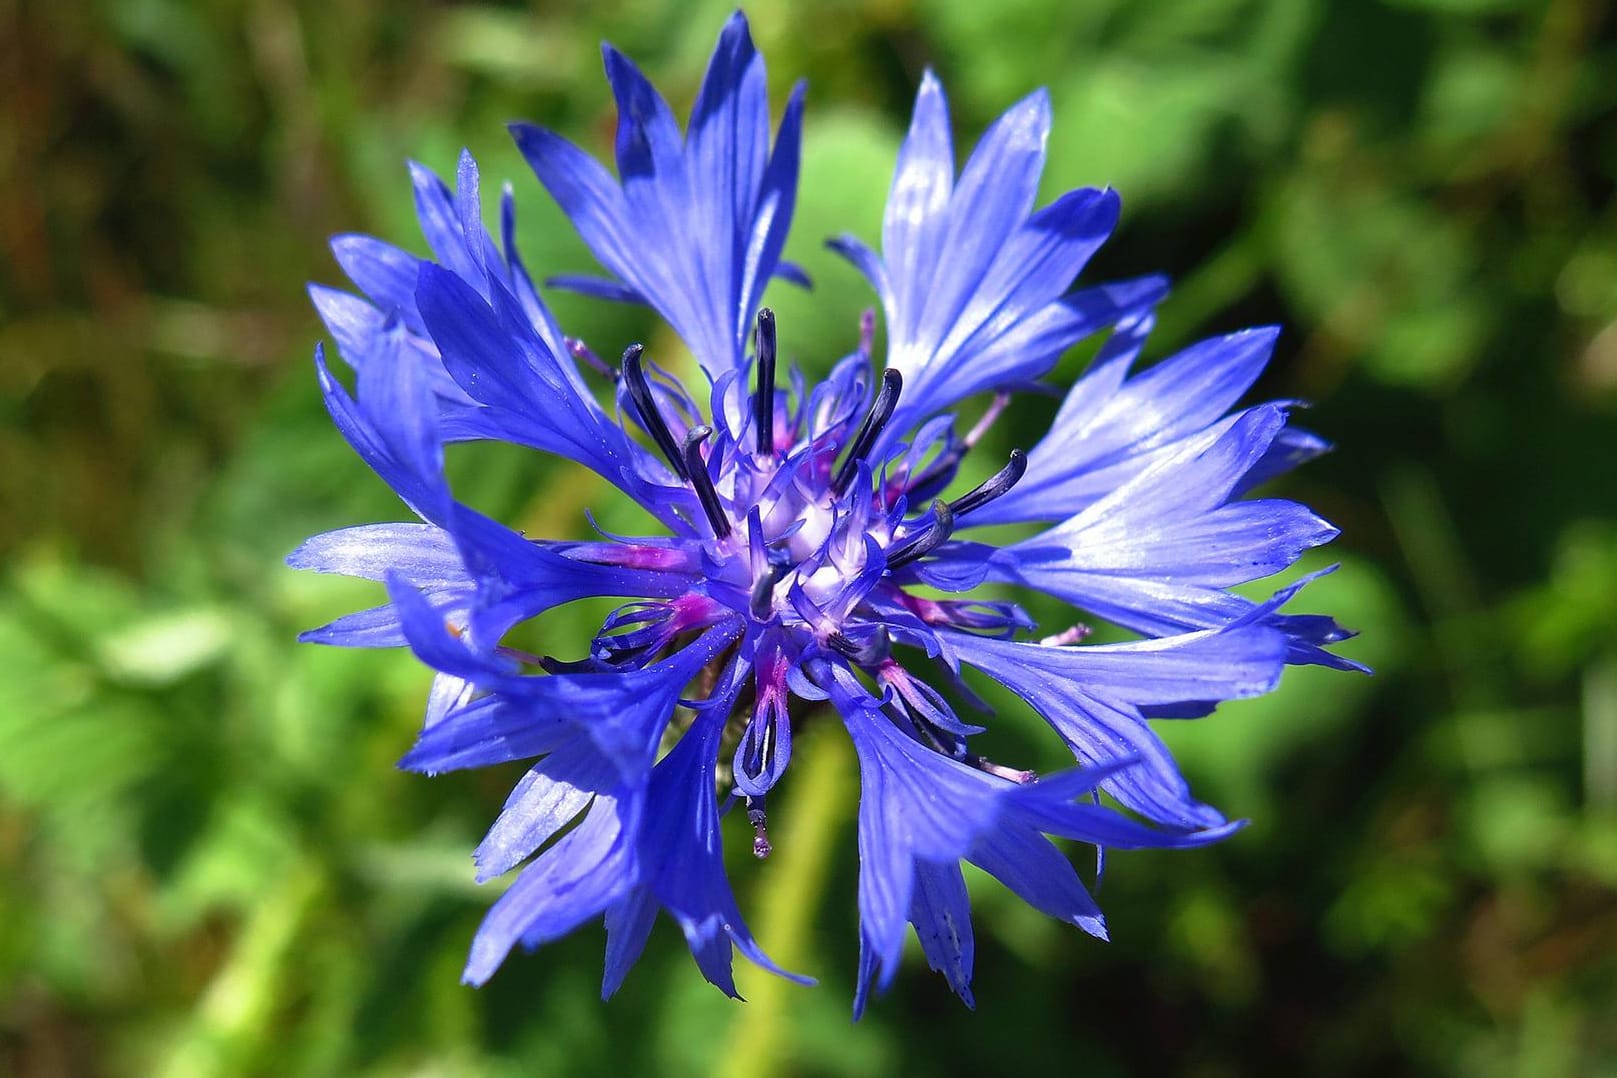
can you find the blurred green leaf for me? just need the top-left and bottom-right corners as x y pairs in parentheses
(3, 0), (1612, 1073)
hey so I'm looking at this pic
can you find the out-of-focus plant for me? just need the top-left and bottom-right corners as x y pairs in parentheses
(2, 0), (1613, 1074)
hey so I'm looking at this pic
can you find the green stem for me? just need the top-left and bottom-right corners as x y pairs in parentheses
(155, 859), (323, 1078)
(718, 719), (856, 1078)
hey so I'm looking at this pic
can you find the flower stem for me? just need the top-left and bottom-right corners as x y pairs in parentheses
(718, 718), (856, 1077)
(156, 859), (323, 1078)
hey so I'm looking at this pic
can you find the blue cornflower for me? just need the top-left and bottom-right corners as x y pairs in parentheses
(294, 12), (1359, 1012)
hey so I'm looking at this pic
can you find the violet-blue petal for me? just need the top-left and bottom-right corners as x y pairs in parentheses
(471, 735), (620, 881)
(329, 234), (428, 332)
(1236, 423), (1332, 494)
(881, 69), (955, 340)
(908, 860), (976, 1009)
(296, 602), (416, 649)
(967, 825), (1107, 940)
(316, 345), (445, 527)
(512, 13), (800, 376)
(842, 75), (1148, 435)
(638, 706), (810, 996)
(462, 792), (640, 986)
(601, 889), (660, 999)
(287, 523), (469, 587)
(935, 624), (1285, 826)
(1001, 405), (1338, 589)
(414, 264), (658, 490)
(409, 157), (496, 288)
(971, 324), (1280, 526)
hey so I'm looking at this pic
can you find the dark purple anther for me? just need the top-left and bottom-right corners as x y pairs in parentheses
(832, 368), (903, 495)
(746, 799), (771, 859)
(621, 344), (689, 480)
(754, 308), (777, 455)
(750, 556), (789, 620)
(947, 449), (1027, 518)
(885, 499), (954, 570)
(681, 426), (732, 539)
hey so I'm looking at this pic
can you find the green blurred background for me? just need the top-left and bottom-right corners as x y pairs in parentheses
(3, 0), (1615, 1074)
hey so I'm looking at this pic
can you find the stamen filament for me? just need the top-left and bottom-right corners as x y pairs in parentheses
(832, 368), (903, 495)
(965, 755), (1038, 784)
(682, 426), (733, 539)
(903, 390), (1011, 498)
(857, 309), (876, 357)
(567, 337), (618, 380)
(964, 390), (1013, 449)
(754, 308), (777, 455)
(621, 344), (689, 480)
(1038, 623), (1093, 647)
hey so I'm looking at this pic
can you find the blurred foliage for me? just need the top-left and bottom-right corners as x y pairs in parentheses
(2, 0), (1616, 1074)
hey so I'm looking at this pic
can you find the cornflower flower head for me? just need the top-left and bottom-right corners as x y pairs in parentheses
(295, 12), (1362, 1014)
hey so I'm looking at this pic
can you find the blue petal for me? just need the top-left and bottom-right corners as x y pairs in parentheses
(1002, 405), (1338, 590)
(826, 234), (889, 299)
(308, 283), (387, 370)
(741, 81), (806, 332)
(423, 672), (474, 729)
(415, 266), (619, 468)
(936, 624), (1286, 826)
(287, 523), (469, 587)
(945, 621), (1285, 713)
(510, 14), (800, 376)
(497, 183), (568, 358)
(1008, 788), (1244, 850)
(409, 157), (496, 289)
(847, 76), (1154, 437)
(932, 188), (1119, 360)
(601, 888), (659, 999)
(397, 695), (574, 775)
(639, 707), (811, 997)
(545, 273), (645, 304)
(830, 652), (1243, 1011)
(909, 860), (976, 1008)
(463, 792), (639, 986)
(452, 150), (490, 281)
(312, 275), (474, 411)
(297, 602), (415, 648)
(688, 12), (770, 315)
(603, 44), (689, 188)
(881, 69), (955, 342)
(896, 183), (1115, 421)
(772, 260), (812, 289)
(292, 531), (473, 645)
(967, 826), (1107, 940)
(838, 690), (923, 997)
(414, 267), (696, 529)
(509, 122), (638, 290)
(315, 339), (446, 523)
(1236, 422), (1331, 494)
(972, 322), (1281, 526)
(394, 599), (738, 776)
(329, 234), (426, 332)
(471, 737), (621, 881)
